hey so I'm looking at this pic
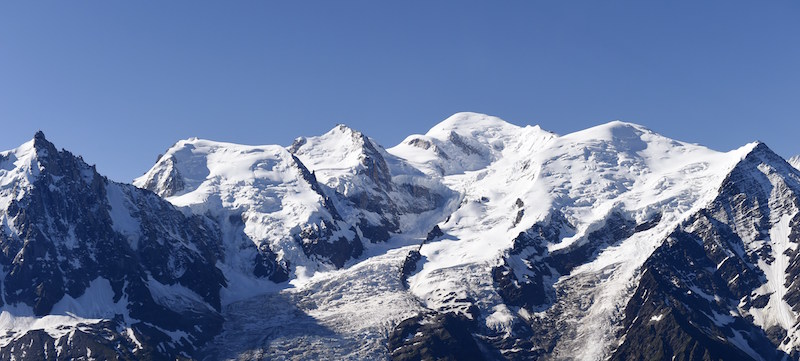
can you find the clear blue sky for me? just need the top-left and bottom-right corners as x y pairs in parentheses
(1, 1), (798, 182)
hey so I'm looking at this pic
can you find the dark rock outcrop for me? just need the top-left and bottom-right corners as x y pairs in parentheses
(0, 133), (226, 359)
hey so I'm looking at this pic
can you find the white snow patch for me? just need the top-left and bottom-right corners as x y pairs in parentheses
(0, 139), (39, 213)
(748, 214), (798, 333)
(788, 155), (800, 171)
(147, 276), (214, 313)
(0, 278), (131, 348)
(485, 304), (515, 334)
(106, 182), (142, 250)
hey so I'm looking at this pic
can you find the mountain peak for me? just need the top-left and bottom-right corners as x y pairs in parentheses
(332, 123), (358, 134)
(599, 120), (656, 135)
(31, 130), (57, 153)
(567, 120), (650, 138)
(601, 119), (645, 128)
(0, 130), (61, 174)
(327, 123), (367, 142)
(426, 112), (519, 138)
(557, 120), (671, 154)
(736, 141), (792, 169)
(788, 154), (800, 170)
(291, 123), (375, 157)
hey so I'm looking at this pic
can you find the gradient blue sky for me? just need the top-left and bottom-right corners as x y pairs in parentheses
(1, 1), (799, 182)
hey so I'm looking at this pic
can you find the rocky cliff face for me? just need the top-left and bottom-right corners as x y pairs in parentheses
(613, 144), (800, 360)
(0, 133), (226, 360)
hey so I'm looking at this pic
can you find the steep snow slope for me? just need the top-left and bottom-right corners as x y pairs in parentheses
(789, 155), (800, 170)
(134, 139), (363, 295)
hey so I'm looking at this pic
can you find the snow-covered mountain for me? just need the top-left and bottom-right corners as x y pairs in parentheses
(3, 113), (800, 360)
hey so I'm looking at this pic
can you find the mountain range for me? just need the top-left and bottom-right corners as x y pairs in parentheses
(2, 112), (800, 360)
